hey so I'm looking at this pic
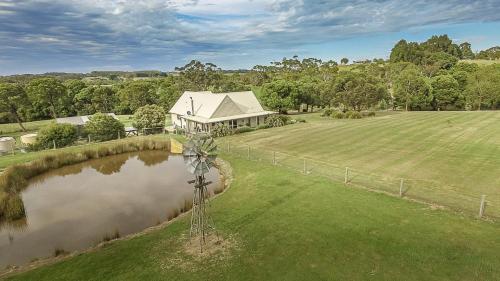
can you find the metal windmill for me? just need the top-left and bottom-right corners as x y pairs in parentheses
(182, 135), (218, 252)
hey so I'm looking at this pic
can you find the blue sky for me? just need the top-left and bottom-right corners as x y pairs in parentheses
(0, 0), (499, 75)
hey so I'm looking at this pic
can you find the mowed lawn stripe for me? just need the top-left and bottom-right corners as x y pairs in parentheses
(224, 111), (500, 217)
(376, 112), (487, 177)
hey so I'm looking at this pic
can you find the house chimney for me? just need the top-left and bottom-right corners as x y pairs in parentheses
(190, 96), (195, 116)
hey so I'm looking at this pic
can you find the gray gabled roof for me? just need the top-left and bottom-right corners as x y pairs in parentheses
(56, 113), (117, 126)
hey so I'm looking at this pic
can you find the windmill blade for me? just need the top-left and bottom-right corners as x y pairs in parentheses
(182, 134), (218, 175)
(202, 138), (214, 151)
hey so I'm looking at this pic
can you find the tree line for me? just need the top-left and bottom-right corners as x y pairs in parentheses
(1, 34), (499, 130)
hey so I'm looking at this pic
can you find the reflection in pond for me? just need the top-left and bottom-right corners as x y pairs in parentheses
(0, 151), (220, 268)
(138, 151), (169, 167)
(89, 153), (129, 175)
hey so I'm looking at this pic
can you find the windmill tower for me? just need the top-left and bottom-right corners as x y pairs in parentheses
(182, 135), (218, 252)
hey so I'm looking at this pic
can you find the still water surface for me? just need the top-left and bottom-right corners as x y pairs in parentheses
(0, 151), (220, 268)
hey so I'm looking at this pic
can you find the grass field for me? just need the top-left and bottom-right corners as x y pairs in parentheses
(3, 153), (500, 280)
(223, 111), (500, 217)
(0, 120), (54, 135)
(2, 111), (500, 280)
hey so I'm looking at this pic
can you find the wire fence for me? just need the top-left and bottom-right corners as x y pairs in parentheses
(220, 140), (499, 221)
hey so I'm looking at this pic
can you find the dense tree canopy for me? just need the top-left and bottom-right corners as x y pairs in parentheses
(393, 66), (432, 111)
(331, 71), (388, 111)
(260, 79), (298, 114)
(116, 81), (158, 114)
(465, 65), (500, 110)
(0, 82), (30, 131)
(26, 78), (67, 119)
(431, 74), (462, 110)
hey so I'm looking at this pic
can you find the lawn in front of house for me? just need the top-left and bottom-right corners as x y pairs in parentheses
(4, 151), (500, 280)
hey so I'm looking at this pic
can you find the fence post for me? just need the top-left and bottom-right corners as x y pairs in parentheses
(344, 167), (349, 184)
(273, 151), (276, 165)
(247, 145), (250, 160)
(399, 179), (404, 197)
(53, 140), (56, 150)
(303, 158), (307, 175)
(479, 195), (486, 218)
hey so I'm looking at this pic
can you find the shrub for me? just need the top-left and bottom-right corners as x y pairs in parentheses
(257, 124), (270, 130)
(332, 111), (345, 119)
(321, 108), (333, 117)
(0, 194), (25, 220)
(281, 115), (292, 125)
(85, 113), (125, 142)
(290, 118), (306, 124)
(133, 105), (166, 133)
(234, 126), (255, 134)
(35, 123), (78, 149)
(211, 123), (231, 138)
(174, 128), (185, 135)
(362, 111), (376, 117)
(265, 115), (289, 127)
(346, 111), (362, 119)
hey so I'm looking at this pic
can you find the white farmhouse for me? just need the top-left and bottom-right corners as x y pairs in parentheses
(169, 91), (275, 133)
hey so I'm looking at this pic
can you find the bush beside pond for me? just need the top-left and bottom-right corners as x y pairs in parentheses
(85, 113), (126, 142)
(133, 105), (166, 134)
(34, 123), (78, 150)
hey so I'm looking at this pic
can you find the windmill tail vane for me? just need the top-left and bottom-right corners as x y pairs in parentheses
(182, 134), (219, 252)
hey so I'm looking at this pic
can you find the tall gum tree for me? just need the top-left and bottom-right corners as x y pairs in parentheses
(27, 78), (66, 119)
(0, 82), (30, 131)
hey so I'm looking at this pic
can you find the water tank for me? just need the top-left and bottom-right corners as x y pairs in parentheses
(20, 133), (38, 145)
(0, 137), (15, 154)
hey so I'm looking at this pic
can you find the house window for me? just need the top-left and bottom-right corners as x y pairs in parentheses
(229, 120), (237, 129)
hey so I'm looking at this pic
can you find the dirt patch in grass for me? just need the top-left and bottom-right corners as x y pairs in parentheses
(158, 233), (239, 272)
(184, 233), (236, 258)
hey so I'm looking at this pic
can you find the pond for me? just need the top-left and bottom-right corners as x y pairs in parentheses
(0, 151), (221, 268)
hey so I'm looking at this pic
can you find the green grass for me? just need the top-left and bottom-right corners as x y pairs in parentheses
(223, 111), (500, 217)
(4, 154), (500, 280)
(0, 120), (54, 135)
